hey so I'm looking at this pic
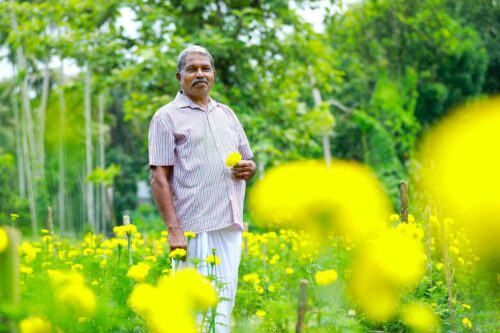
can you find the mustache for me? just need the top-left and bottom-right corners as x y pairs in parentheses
(192, 79), (208, 86)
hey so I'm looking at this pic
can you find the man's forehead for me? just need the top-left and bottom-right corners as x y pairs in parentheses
(184, 53), (212, 66)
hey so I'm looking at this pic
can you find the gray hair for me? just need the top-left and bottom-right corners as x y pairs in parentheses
(176, 45), (214, 72)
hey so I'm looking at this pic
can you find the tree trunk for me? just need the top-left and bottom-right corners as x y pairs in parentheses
(37, 61), (50, 180)
(308, 66), (332, 167)
(84, 64), (95, 231)
(98, 92), (106, 234)
(11, 72), (25, 199)
(10, 0), (38, 234)
(58, 59), (66, 233)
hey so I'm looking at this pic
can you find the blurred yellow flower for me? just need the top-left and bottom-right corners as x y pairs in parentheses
(256, 310), (266, 317)
(249, 160), (390, 242)
(184, 231), (196, 240)
(127, 262), (151, 282)
(19, 316), (53, 333)
(169, 248), (187, 260)
(285, 268), (294, 274)
(0, 227), (8, 253)
(47, 270), (96, 318)
(41, 229), (50, 235)
(462, 317), (473, 330)
(225, 152), (242, 167)
(19, 241), (41, 263)
(419, 97), (500, 261)
(10, 213), (20, 222)
(400, 302), (440, 333)
(114, 224), (138, 237)
(128, 269), (217, 333)
(348, 230), (426, 322)
(206, 254), (221, 265)
(389, 214), (400, 223)
(20, 266), (33, 276)
(462, 303), (471, 310)
(315, 269), (338, 286)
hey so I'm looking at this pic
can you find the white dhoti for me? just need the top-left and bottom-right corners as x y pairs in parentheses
(177, 225), (242, 333)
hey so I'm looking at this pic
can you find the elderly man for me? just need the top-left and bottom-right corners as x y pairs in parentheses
(148, 45), (256, 332)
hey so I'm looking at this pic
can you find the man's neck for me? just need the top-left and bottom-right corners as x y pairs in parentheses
(184, 92), (210, 108)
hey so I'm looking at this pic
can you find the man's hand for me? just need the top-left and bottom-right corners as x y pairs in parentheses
(231, 160), (256, 180)
(167, 226), (188, 253)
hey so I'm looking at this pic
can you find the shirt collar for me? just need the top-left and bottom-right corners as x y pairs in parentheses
(175, 91), (217, 112)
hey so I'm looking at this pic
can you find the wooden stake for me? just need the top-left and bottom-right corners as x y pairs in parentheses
(296, 279), (309, 333)
(400, 181), (409, 223)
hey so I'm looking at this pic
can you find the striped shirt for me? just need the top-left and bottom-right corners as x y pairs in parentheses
(148, 91), (253, 233)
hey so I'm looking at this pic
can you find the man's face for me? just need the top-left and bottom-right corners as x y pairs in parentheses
(176, 53), (215, 100)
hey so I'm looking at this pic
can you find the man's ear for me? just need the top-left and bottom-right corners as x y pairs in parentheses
(176, 72), (181, 81)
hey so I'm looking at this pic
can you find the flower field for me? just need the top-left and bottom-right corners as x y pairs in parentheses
(1, 99), (499, 332)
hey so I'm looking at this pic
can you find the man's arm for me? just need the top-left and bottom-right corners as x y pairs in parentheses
(150, 165), (187, 251)
(231, 160), (256, 180)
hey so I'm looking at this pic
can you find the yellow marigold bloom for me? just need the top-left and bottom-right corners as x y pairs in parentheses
(206, 254), (221, 265)
(161, 230), (168, 237)
(462, 317), (472, 330)
(419, 97), (500, 262)
(145, 255), (157, 262)
(127, 262), (151, 282)
(225, 151), (242, 167)
(47, 270), (96, 318)
(18, 241), (40, 263)
(348, 230), (426, 322)
(58, 283), (96, 317)
(169, 248), (187, 260)
(20, 266), (33, 276)
(113, 224), (137, 237)
(243, 273), (259, 283)
(268, 285), (276, 293)
(462, 303), (471, 310)
(10, 213), (20, 221)
(255, 310), (266, 317)
(99, 259), (107, 269)
(0, 227), (8, 253)
(41, 229), (50, 235)
(389, 214), (400, 223)
(286, 267), (294, 274)
(83, 248), (95, 256)
(19, 316), (53, 333)
(128, 269), (217, 333)
(400, 302), (440, 333)
(249, 160), (390, 243)
(71, 264), (83, 271)
(315, 269), (338, 286)
(436, 262), (444, 271)
(184, 231), (196, 240)
(407, 214), (415, 223)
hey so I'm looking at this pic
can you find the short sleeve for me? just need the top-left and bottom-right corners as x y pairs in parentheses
(148, 112), (175, 166)
(234, 115), (254, 160)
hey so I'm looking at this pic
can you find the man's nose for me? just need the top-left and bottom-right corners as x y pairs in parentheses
(196, 68), (204, 77)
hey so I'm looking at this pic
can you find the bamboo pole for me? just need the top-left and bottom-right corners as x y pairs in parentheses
(296, 279), (309, 333)
(400, 181), (409, 223)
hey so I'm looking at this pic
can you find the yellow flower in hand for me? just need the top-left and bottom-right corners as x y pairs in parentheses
(225, 152), (242, 167)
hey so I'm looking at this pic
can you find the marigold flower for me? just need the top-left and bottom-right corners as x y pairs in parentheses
(389, 214), (400, 223)
(462, 317), (473, 330)
(400, 302), (440, 333)
(0, 227), (8, 253)
(285, 268), (294, 274)
(206, 254), (221, 265)
(255, 310), (266, 317)
(19, 316), (53, 333)
(419, 97), (500, 262)
(249, 160), (390, 243)
(10, 213), (19, 222)
(184, 231), (196, 240)
(20, 266), (33, 276)
(169, 248), (187, 260)
(127, 262), (151, 282)
(348, 229), (426, 322)
(315, 269), (338, 286)
(225, 152), (242, 167)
